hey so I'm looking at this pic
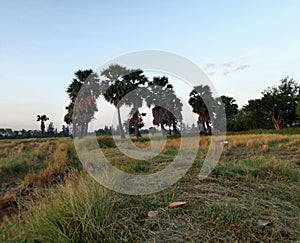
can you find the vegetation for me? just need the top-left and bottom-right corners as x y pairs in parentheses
(61, 66), (300, 138)
(188, 85), (227, 135)
(64, 69), (101, 138)
(146, 76), (183, 135)
(0, 126), (70, 140)
(101, 65), (128, 138)
(234, 77), (300, 131)
(189, 85), (215, 135)
(1, 65), (300, 241)
(1, 133), (300, 241)
(36, 114), (49, 133)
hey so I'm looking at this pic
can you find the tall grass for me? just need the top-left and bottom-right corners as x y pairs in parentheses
(212, 157), (299, 182)
(1, 133), (300, 241)
(3, 173), (117, 242)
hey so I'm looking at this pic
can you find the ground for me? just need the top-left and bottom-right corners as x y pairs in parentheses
(1, 132), (300, 242)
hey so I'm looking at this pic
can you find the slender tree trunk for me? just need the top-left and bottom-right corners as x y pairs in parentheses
(161, 124), (167, 135)
(272, 116), (282, 130)
(173, 121), (179, 135)
(133, 110), (142, 138)
(72, 123), (77, 138)
(80, 124), (85, 139)
(202, 121), (206, 134)
(134, 124), (141, 138)
(84, 122), (88, 137)
(206, 121), (212, 135)
(41, 121), (45, 133)
(117, 106), (125, 139)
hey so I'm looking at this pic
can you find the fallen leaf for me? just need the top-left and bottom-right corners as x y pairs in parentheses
(169, 201), (187, 208)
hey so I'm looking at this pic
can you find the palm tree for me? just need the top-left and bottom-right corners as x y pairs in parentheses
(188, 85), (215, 135)
(37, 115), (49, 133)
(101, 64), (137, 139)
(128, 108), (146, 138)
(146, 76), (182, 135)
(122, 69), (148, 138)
(65, 69), (100, 138)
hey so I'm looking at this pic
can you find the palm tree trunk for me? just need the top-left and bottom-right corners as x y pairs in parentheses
(206, 121), (212, 135)
(84, 122), (88, 137)
(72, 123), (76, 138)
(161, 124), (167, 135)
(133, 109), (142, 138)
(117, 106), (125, 139)
(80, 124), (85, 139)
(134, 124), (141, 138)
(41, 121), (45, 133)
(173, 121), (179, 135)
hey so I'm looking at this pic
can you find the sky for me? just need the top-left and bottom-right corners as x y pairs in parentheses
(1, 0), (300, 130)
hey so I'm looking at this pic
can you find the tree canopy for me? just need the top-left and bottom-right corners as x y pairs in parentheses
(188, 85), (216, 135)
(37, 114), (49, 133)
(101, 65), (148, 138)
(63, 66), (300, 137)
(146, 76), (183, 135)
(243, 77), (300, 130)
(65, 69), (100, 138)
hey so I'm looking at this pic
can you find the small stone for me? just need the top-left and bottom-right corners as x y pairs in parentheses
(148, 210), (159, 218)
(258, 220), (272, 227)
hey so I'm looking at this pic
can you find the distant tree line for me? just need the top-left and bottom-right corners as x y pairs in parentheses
(64, 65), (300, 137)
(0, 115), (70, 139)
(5, 73), (299, 140)
(0, 125), (70, 140)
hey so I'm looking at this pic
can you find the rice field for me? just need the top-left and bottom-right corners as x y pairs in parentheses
(1, 132), (300, 242)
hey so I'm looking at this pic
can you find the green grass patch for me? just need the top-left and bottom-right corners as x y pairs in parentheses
(268, 137), (290, 147)
(212, 158), (299, 182)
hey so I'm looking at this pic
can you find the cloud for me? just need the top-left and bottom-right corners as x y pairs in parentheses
(203, 63), (216, 70)
(221, 62), (233, 68)
(235, 64), (250, 71)
(207, 71), (216, 76)
(201, 47), (262, 76)
(223, 70), (230, 76)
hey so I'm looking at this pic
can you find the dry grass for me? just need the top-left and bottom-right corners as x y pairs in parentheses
(1, 132), (300, 241)
(0, 138), (80, 222)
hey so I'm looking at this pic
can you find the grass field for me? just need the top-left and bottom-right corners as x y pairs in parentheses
(1, 132), (300, 242)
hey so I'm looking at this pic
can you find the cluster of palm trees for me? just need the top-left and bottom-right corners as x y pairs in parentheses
(64, 64), (225, 138)
(64, 67), (300, 136)
(64, 64), (187, 138)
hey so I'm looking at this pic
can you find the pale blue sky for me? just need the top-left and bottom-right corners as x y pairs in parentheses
(1, 0), (300, 130)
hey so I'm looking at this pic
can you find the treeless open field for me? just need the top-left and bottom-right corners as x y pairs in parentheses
(1, 133), (300, 242)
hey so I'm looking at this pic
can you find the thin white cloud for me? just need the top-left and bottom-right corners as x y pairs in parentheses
(221, 62), (233, 68)
(235, 64), (250, 71)
(207, 71), (216, 76)
(201, 47), (262, 76)
(223, 69), (231, 76)
(203, 63), (216, 69)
